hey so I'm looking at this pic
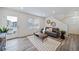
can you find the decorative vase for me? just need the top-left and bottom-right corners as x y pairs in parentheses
(0, 33), (6, 38)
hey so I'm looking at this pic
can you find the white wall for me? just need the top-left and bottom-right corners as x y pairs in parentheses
(0, 8), (45, 39)
(0, 8), (4, 26)
(45, 17), (68, 34)
(61, 16), (79, 34)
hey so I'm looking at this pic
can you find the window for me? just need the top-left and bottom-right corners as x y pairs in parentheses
(7, 16), (18, 33)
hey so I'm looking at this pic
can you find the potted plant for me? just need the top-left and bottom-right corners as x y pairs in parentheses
(0, 26), (9, 38)
(60, 30), (66, 39)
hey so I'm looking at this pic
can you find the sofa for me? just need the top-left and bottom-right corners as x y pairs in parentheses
(46, 28), (60, 38)
(41, 27), (60, 38)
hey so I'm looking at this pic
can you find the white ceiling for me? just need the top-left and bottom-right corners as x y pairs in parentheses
(7, 7), (79, 20)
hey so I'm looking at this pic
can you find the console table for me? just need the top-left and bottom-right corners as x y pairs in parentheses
(0, 38), (6, 51)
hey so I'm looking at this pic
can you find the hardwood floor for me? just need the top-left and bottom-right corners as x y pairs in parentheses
(6, 37), (38, 51)
(57, 34), (79, 51)
(6, 34), (79, 51)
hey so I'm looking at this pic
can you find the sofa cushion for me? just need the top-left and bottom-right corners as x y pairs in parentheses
(52, 28), (60, 32)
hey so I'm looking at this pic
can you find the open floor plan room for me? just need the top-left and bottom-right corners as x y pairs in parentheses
(0, 7), (79, 51)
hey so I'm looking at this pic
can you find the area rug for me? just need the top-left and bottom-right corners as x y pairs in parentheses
(27, 35), (61, 51)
